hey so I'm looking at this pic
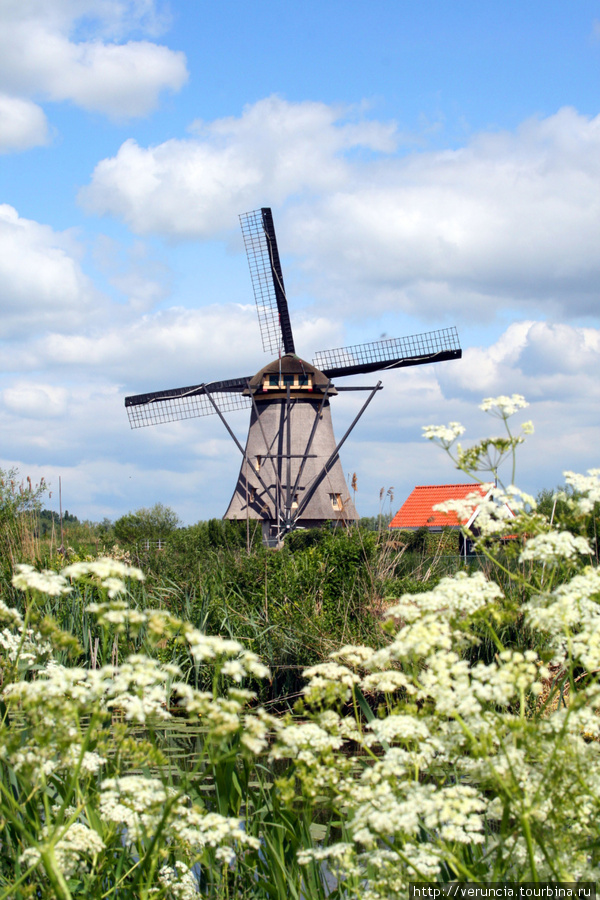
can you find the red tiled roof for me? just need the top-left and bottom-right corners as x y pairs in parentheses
(389, 483), (490, 529)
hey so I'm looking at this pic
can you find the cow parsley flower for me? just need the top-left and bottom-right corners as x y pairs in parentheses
(12, 564), (72, 596)
(62, 558), (145, 582)
(158, 862), (199, 899)
(422, 422), (465, 445)
(520, 531), (593, 563)
(563, 468), (600, 514)
(368, 715), (430, 743)
(479, 394), (529, 416)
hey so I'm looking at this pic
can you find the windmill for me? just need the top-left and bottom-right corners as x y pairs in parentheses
(125, 208), (462, 546)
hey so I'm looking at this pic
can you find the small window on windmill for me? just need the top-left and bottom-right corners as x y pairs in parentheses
(292, 494), (299, 509)
(283, 374), (294, 387)
(298, 374), (309, 387)
(250, 487), (255, 503)
(255, 455), (261, 471)
(330, 493), (343, 511)
(269, 374), (279, 387)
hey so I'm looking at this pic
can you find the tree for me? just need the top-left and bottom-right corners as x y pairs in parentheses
(114, 503), (181, 546)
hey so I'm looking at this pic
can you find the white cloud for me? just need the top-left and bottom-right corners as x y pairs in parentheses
(0, 93), (49, 152)
(80, 96), (397, 233)
(0, 205), (99, 338)
(82, 101), (600, 322)
(0, 303), (342, 393)
(292, 107), (600, 321)
(441, 321), (600, 402)
(0, 1), (187, 126)
(3, 384), (68, 419)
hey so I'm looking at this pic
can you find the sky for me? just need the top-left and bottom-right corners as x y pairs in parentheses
(1, 0), (599, 526)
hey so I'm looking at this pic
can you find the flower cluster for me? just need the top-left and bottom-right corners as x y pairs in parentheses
(479, 393), (529, 416)
(2, 400), (600, 898)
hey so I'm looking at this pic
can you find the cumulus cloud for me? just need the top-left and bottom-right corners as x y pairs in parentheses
(0, 205), (99, 338)
(80, 95), (397, 233)
(3, 384), (68, 419)
(82, 101), (600, 322)
(1, 302), (342, 394)
(292, 107), (600, 320)
(0, 94), (49, 152)
(441, 321), (600, 403)
(0, 0), (187, 127)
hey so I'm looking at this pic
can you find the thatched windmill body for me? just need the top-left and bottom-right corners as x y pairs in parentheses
(125, 209), (462, 545)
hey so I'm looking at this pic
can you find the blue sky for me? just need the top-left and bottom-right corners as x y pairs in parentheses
(0, 1), (599, 525)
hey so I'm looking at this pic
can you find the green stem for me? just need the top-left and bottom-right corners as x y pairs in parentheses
(39, 846), (73, 900)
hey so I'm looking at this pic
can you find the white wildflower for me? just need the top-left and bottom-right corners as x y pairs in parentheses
(20, 823), (105, 879)
(433, 490), (489, 523)
(171, 808), (259, 855)
(564, 469), (600, 514)
(479, 394), (529, 416)
(519, 531), (592, 563)
(87, 600), (148, 629)
(331, 644), (376, 667)
(302, 661), (360, 703)
(467, 494), (517, 536)
(361, 670), (414, 694)
(368, 715), (430, 743)
(221, 659), (246, 681)
(100, 577), (128, 598)
(62, 745), (107, 775)
(158, 862), (199, 899)
(62, 557), (145, 582)
(471, 651), (546, 706)
(12, 564), (71, 596)
(19, 847), (42, 872)
(53, 823), (105, 877)
(272, 722), (344, 763)
(505, 484), (537, 509)
(0, 598), (23, 627)
(185, 629), (243, 661)
(100, 775), (173, 840)
(240, 651), (270, 679)
(240, 712), (271, 754)
(386, 572), (503, 622)
(422, 422), (465, 444)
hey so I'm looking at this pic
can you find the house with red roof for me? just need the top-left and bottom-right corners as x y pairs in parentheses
(389, 483), (515, 557)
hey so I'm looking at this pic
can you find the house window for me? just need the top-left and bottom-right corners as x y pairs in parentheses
(329, 493), (343, 511)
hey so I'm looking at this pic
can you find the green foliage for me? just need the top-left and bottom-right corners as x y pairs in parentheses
(3, 396), (600, 896)
(114, 503), (181, 546)
(0, 468), (47, 568)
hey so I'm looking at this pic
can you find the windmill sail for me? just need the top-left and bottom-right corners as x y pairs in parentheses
(125, 377), (251, 428)
(124, 205), (464, 545)
(240, 208), (295, 356)
(313, 327), (461, 378)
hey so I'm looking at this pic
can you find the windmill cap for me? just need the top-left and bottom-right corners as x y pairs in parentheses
(247, 353), (336, 394)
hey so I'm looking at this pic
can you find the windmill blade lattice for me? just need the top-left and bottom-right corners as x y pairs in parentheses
(125, 378), (251, 428)
(240, 208), (295, 356)
(313, 327), (461, 378)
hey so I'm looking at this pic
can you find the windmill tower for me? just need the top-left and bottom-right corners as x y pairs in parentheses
(125, 208), (462, 546)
